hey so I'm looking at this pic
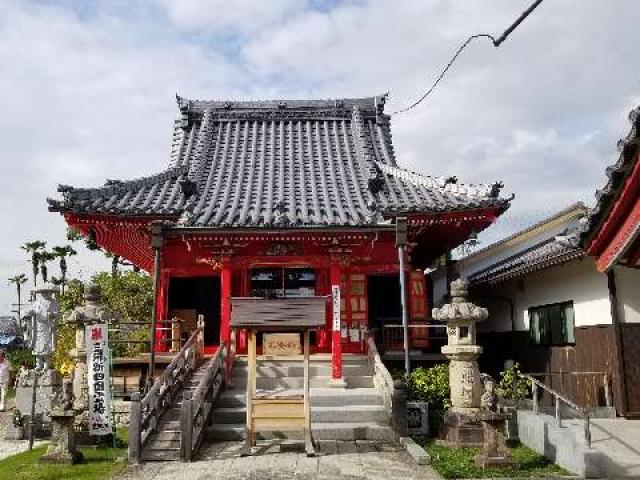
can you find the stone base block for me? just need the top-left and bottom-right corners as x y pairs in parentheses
(40, 450), (84, 465)
(438, 411), (484, 448)
(474, 454), (517, 469)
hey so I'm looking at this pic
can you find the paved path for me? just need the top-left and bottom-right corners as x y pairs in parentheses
(120, 440), (441, 480)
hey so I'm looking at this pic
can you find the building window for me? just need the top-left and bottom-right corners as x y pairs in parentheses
(251, 267), (316, 298)
(529, 301), (575, 346)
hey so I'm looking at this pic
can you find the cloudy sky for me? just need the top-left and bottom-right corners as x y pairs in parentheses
(1, 0), (639, 312)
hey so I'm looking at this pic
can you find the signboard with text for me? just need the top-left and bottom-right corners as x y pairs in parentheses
(331, 285), (340, 331)
(86, 323), (112, 435)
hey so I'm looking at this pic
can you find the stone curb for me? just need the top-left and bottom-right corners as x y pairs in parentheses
(400, 436), (431, 465)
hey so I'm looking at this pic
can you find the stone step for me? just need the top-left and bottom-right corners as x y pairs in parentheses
(249, 376), (374, 390)
(216, 388), (384, 408)
(212, 404), (388, 424)
(206, 422), (395, 442)
(232, 363), (371, 378)
(152, 430), (181, 441)
(145, 438), (181, 450)
(141, 448), (180, 462)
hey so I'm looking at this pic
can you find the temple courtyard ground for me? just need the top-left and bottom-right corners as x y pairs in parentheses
(118, 439), (441, 480)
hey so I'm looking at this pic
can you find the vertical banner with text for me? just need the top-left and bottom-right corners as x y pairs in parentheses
(86, 323), (112, 435)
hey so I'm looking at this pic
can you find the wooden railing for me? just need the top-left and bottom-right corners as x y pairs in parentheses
(365, 336), (407, 439)
(379, 324), (448, 353)
(180, 344), (226, 461)
(128, 317), (205, 464)
(521, 373), (593, 449)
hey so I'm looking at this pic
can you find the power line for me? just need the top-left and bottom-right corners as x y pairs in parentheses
(391, 0), (545, 116)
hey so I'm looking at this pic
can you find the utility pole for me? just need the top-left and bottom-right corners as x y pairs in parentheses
(148, 222), (164, 391)
(396, 217), (410, 378)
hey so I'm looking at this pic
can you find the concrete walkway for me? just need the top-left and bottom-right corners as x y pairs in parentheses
(119, 440), (441, 480)
(566, 418), (640, 478)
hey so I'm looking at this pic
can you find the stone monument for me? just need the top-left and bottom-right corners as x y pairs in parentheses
(40, 379), (83, 464)
(15, 283), (62, 436)
(475, 375), (517, 469)
(64, 284), (114, 438)
(432, 278), (488, 447)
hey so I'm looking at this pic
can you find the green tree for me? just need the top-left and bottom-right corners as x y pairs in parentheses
(8, 273), (28, 321)
(21, 240), (45, 287)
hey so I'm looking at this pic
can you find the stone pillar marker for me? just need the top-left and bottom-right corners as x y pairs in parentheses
(433, 278), (488, 447)
(64, 284), (114, 438)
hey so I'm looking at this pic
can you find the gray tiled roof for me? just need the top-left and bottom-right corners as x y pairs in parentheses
(49, 95), (510, 227)
(468, 237), (583, 285)
(580, 105), (640, 245)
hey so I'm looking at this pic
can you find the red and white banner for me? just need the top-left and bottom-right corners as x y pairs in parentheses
(86, 323), (112, 435)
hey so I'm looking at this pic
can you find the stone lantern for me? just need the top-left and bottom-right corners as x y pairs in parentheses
(433, 278), (488, 447)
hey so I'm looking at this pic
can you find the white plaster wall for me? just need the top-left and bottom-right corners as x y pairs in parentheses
(614, 265), (640, 323)
(516, 259), (612, 329)
(429, 266), (449, 309)
(478, 259), (613, 333)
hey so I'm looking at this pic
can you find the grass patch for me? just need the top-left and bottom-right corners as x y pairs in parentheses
(0, 429), (128, 480)
(423, 439), (570, 478)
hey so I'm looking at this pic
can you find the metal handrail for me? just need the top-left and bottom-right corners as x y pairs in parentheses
(525, 371), (612, 408)
(522, 373), (592, 449)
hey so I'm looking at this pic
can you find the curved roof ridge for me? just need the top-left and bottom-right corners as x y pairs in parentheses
(176, 93), (388, 114)
(374, 161), (505, 199)
(57, 164), (189, 196)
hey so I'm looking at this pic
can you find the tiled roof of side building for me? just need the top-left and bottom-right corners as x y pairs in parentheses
(580, 105), (640, 245)
(467, 237), (583, 285)
(48, 94), (511, 228)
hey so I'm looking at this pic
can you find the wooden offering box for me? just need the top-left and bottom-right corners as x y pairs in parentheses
(231, 297), (326, 456)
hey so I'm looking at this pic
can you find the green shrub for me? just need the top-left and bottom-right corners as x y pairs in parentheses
(409, 363), (451, 410)
(497, 362), (531, 402)
(6, 347), (34, 369)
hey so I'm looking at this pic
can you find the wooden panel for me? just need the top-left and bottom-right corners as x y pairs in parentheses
(620, 323), (640, 413)
(230, 297), (327, 328)
(478, 325), (623, 413)
(253, 401), (304, 418)
(253, 417), (305, 431)
(263, 333), (301, 356)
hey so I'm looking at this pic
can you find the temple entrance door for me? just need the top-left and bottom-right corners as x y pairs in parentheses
(168, 276), (221, 347)
(367, 275), (402, 353)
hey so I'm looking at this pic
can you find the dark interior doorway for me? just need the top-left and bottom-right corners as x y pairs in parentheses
(168, 276), (220, 346)
(367, 275), (402, 349)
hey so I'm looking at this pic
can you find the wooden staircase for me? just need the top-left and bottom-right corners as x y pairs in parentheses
(141, 360), (208, 461)
(128, 319), (227, 464)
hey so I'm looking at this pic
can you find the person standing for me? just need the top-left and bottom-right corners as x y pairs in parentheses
(0, 350), (11, 411)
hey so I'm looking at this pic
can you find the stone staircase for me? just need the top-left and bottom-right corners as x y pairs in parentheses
(206, 355), (396, 443)
(518, 410), (640, 478)
(141, 360), (209, 462)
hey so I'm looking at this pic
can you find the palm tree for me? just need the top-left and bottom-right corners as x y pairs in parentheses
(8, 273), (28, 322)
(21, 241), (46, 287)
(52, 245), (77, 294)
(104, 251), (122, 278)
(37, 250), (56, 284)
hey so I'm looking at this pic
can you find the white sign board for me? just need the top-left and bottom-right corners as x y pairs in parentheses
(86, 323), (112, 435)
(331, 285), (341, 331)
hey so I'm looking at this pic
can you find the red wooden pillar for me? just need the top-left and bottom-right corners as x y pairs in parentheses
(220, 260), (232, 347)
(329, 261), (345, 385)
(238, 267), (248, 352)
(155, 271), (170, 352)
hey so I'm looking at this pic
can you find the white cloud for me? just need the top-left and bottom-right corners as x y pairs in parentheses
(0, 0), (639, 310)
(156, 0), (307, 33)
